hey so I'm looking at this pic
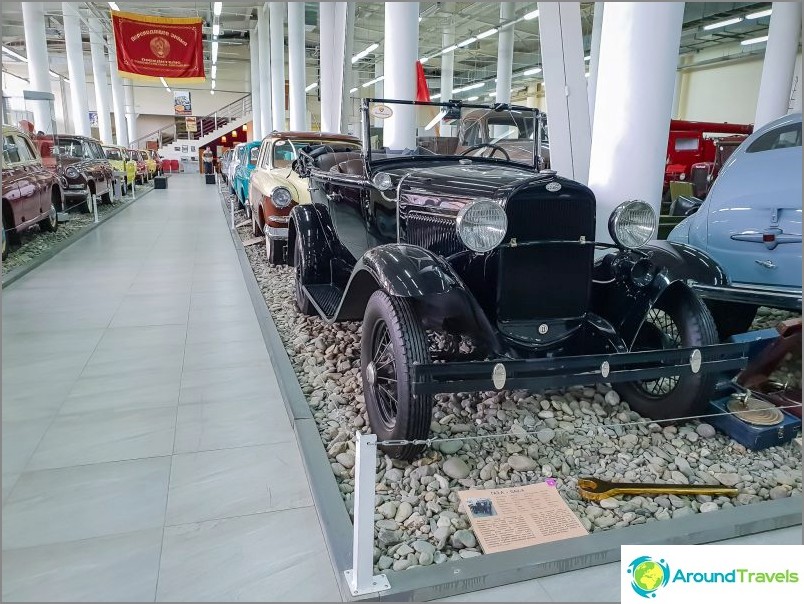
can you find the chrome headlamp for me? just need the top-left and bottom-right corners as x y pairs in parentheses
(608, 200), (656, 249)
(372, 172), (393, 191)
(456, 200), (507, 253)
(65, 166), (80, 179)
(271, 186), (293, 208)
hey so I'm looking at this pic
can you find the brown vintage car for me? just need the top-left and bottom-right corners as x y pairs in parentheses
(36, 134), (114, 214)
(2, 125), (61, 259)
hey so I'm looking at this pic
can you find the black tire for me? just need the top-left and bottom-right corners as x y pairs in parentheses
(614, 288), (718, 420)
(79, 192), (95, 214)
(705, 300), (758, 339)
(293, 234), (316, 316)
(40, 201), (58, 232)
(361, 290), (433, 460)
(101, 188), (113, 204)
(2, 204), (19, 251)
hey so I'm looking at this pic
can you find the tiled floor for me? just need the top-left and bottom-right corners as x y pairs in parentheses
(2, 174), (800, 603)
(1, 174), (341, 602)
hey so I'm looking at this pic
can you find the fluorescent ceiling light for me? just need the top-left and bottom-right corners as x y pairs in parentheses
(454, 82), (484, 93)
(349, 87), (358, 93)
(212, 23), (220, 36)
(584, 55), (591, 61)
(741, 35), (769, 45)
(703, 17), (742, 30)
(489, 91), (497, 96)
(419, 57), (429, 64)
(523, 9), (539, 20)
(211, 65), (217, 78)
(430, 93), (441, 99)
(362, 75), (384, 88)
(108, 2), (120, 10)
(467, 96), (479, 101)
(523, 67), (542, 76)
(305, 82), (318, 92)
(441, 44), (457, 54)
(425, 109), (446, 131)
(477, 28), (498, 39)
(212, 41), (219, 63)
(457, 36), (477, 48)
(213, 2), (222, 16)
(2, 46), (27, 62)
(351, 42), (379, 63)
(746, 8), (772, 19)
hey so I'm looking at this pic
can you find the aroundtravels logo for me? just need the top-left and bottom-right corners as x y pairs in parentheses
(627, 556), (670, 598)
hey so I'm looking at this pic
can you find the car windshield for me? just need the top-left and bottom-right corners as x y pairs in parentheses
(273, 139), (361, 168)
(127, 150), (139, 161)
(53, 138), (89, 159)
(363, 99), (541, 167)
(105, 148), (124, 161)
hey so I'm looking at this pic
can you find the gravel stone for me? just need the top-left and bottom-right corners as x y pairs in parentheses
(699, 502), (719, 513)
(451, 529), (477, 549)
(696, 423), (716, 439)
(507, 455), (538, 472)
(442, 457), (470, 480)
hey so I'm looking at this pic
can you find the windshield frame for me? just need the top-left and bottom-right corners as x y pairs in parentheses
(360, 98), (542, 169)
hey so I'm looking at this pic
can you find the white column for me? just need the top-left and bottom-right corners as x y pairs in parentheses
(383, 2), (418, 149)
(124, 80), (137, 145)
(269, 2), (286, 130)
(754, 2), (802, 128)
(319, 2), (348, 133)
(258, 4), (273, 137)
(587, 2), (603, 127)
(440, 25), (454, 101)
(107, 36), (128, 147)
(588, 2), (684, 242)
(249, 26), (262, 140)
(288, 1), (306, 130)
(21, 2), (53, 132)
(495, 3), (515, 103)
(538, 2), (591, 183)
(341, 2), (356, 133)
(62, 2), (90, 136)
(88, 16), (113, 143)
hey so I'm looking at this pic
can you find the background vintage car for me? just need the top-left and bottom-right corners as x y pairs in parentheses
(232, 140), (261, 212)
(37, 134), (113, 213)
(668, 112), (802, 336)
(103, 144), (136, 196)
(226, 142), (246, 191)
(248, 131), (360, 262)
(146, 149), (163, 175)
(127, 149), (148, 184)
(140, 149), (157, 179)
(2, 125), (60, 259)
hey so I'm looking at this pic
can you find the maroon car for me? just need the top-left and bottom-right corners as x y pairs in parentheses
(3, 125), (61, 259)
(36, 134), (114, 214)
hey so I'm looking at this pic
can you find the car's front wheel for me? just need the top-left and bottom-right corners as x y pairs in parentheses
(614, 288), (718, 420)
(40, 202), (58, 232)
(361, 290), (433, 460)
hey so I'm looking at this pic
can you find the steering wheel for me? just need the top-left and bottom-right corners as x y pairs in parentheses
(460, 143), (510, 160)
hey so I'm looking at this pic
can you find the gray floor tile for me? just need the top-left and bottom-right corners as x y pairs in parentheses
(2, 457), (171, 550)
(3, 473), (20, 504)
(94, 324), (188, 352)
(27, 407), (177, 471)
(156, 507), (341, 602)
(179, 364), (280, 405)
(1, 418), (51, 474)
(180, 338), (269, 372)
(185, 318), (263, 346)
(174, 398), (292, 453)
(63, 367), (181, 414)
(1, 528), (163, 602)
(166, 443), (312, 525)
(2, 382), (72, 422)
(81, 343), (186, 378)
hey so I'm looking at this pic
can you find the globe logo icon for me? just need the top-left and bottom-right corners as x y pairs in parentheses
(627, 556), (670, 598)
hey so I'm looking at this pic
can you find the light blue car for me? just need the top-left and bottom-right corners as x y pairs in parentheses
(668, 112), (801, 336)
(233, 141), (261, 217)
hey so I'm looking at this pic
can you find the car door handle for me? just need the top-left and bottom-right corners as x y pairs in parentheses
(755, 260), (777, 269)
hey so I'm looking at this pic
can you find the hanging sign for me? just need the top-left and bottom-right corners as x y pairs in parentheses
(174, 90), (192, 115)
(111, 11), (205, 82)
(185, 116), (198, 132)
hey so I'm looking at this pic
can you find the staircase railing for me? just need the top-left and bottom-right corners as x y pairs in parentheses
(130, 93), (252, 149)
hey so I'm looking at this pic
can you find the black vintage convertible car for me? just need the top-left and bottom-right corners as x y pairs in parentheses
(288, 99), (747, 460)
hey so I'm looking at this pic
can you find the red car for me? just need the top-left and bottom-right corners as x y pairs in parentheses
(128, 149), (149, 185)
(3, 125), (61, 259)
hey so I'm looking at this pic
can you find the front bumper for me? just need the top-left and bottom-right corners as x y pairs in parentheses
(410, 342), (749, 395)
(63, 185), (89, 199)
(693, 282), (802, 311)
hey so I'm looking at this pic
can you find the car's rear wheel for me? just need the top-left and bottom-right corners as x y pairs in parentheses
(705, 300), (758, 339)
(361, 291), (433, 460)
(40, 201), (58, 232)
(614, 288), (718, 420)
(293, 234), (316, 316)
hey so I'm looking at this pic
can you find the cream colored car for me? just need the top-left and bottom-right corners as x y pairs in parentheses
(248, 131), (360, 263)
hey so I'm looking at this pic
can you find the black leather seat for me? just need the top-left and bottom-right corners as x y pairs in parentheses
(669, 195), (703, 217)
(315, 151), (362, 172)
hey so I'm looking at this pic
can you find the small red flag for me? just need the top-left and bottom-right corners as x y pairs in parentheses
(415, 60), (431, 102)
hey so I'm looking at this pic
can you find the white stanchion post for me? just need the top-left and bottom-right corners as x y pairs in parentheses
(93, 195), (99, 223)
(344, 432), (390, 596)
(230, 193), (235, 230)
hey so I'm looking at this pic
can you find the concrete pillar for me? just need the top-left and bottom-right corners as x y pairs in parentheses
(123, 80), (137, 145)
(62, 2), (90, 136)
(21, 2), (54, 132)
(495, 3), (515, 103)
(249, 27), (262, 139)
(587, 2), (603, 127)
(107, 36), (128, 147)
(258, 4), (273, 137)
(88, 16), (113, 144)
(440, 25), (455, 101)
(754, 2), (802, 128)
(269, 2), (286, 130)
(588, 2), (684, 242)
(288, 1), (306, 130)
(319, 2), (348, 133)
(383, 2), (419, 149)
(538, 3), (591, 183)
(341, 2), (356, 133)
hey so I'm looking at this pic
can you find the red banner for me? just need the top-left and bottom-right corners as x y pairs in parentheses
(112, 11), (205, 82)
(415, 60), (431, 102)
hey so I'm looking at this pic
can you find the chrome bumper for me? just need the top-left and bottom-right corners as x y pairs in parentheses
(693, 282), (802, 311)
(265, 226), (289, 240)
(63, 186), (88, 198)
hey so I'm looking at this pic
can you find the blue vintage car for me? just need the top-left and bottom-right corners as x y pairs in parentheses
(668, 112), (801, 336)
(233, 141), (261, 216)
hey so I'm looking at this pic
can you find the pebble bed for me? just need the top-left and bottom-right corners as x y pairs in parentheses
(2, 192), (145, 277)
(232, 202), (801, 574)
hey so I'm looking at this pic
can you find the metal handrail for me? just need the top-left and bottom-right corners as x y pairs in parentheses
(130, 93), (252, 149)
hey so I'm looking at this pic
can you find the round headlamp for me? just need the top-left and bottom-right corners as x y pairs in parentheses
(271, 186), (293, 208)
(608, 200), (656, 249)
(372, 172), (393, 191)
(65, 166), (80, 179)
(456, 200), (507, 253)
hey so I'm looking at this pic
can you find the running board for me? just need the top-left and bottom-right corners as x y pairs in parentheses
(304, 284), (344, 319)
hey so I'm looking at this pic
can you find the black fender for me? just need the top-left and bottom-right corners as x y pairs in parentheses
(287, 204), (335, 285)
(641, 240), (729, 287)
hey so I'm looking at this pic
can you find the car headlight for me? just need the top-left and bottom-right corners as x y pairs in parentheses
(456, 200), (507, 253)
(65, 166), (80, 179)
(608, 200), (656, 249)
(372, 172), (393, 191)
(271, 186), (293, 208)
(679, 173), (686, 180)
